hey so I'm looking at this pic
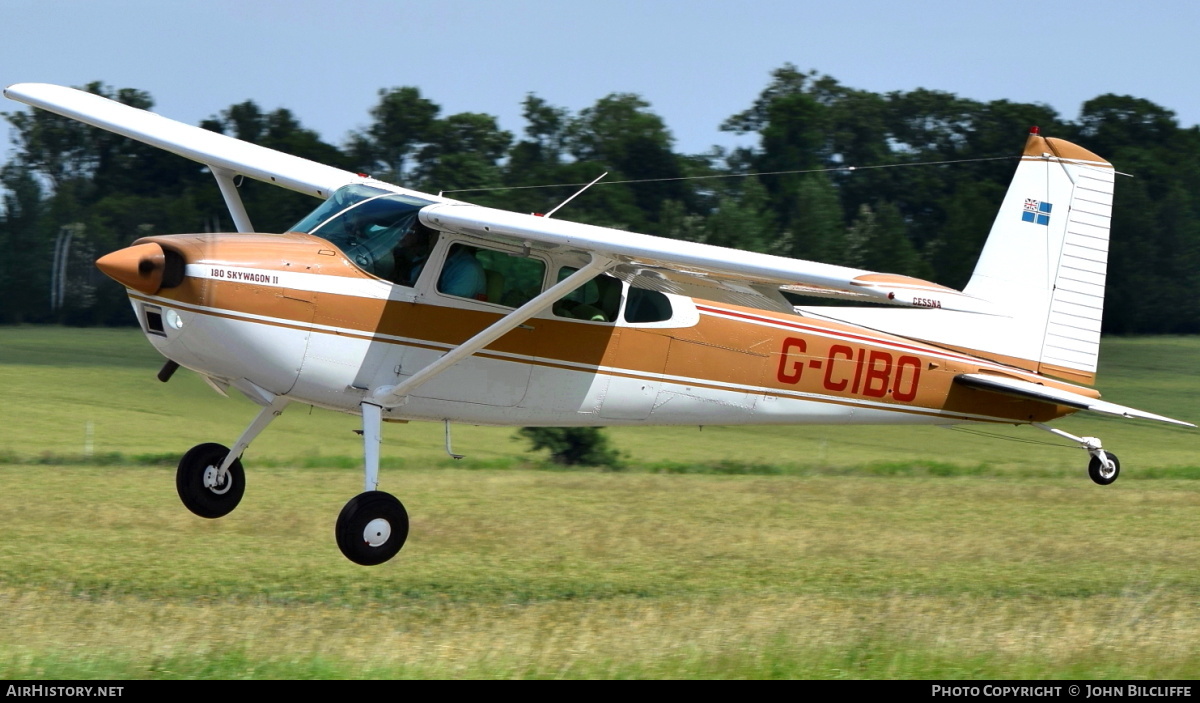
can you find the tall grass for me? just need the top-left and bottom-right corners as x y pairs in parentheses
(1, 467), (1199, 679)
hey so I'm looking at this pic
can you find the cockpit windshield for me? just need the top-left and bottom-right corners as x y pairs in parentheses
(289, 184), (435, 280)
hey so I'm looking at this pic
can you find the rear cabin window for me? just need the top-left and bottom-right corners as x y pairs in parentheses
(623, 288), (673, 323)
(552, 268), (623, 323)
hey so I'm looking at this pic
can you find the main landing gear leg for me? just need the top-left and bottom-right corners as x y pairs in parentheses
(335, 402), (409, 566)
(1033, 423), (1121, 485)
(176, 395), (289, 518)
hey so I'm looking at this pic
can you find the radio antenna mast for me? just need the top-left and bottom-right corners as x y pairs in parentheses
(543, 171), (607, 219)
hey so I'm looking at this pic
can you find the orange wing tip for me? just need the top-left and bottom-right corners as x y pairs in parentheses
(850, 273), (956, 292)
(846, 274), (996, 313)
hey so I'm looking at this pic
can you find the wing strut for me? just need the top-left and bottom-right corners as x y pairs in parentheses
(211, 167), (255, 233)
(369, 254), (615, 409)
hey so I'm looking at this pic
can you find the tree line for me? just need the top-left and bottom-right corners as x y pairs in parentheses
(2, 65), (1198, 333)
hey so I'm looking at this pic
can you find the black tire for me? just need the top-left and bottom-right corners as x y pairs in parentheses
(335, 491), (409, 566)
(176, 442), (245, 518)
(1088, 452), (1121, 486)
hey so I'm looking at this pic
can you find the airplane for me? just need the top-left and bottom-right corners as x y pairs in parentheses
(4, 83), (1193, 566)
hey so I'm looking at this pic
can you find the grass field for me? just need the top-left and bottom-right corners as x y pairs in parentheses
(0, 326), (1198, 679)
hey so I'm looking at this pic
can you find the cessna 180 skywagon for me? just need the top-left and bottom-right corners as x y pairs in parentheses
(5, 83), (1193, 565)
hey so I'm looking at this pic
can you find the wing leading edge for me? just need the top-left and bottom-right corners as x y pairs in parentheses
(3, 82), (369, 200)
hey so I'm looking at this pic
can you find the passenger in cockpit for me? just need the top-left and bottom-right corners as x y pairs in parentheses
(437, 245), (487, 299)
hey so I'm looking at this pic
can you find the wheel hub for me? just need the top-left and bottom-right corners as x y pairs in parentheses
(202, 465), (232, 495)
(363, 518), (391, 547)
(1091, 449), (1117, 479)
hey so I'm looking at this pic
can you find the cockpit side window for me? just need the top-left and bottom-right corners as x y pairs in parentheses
(440, 245), (547, 306)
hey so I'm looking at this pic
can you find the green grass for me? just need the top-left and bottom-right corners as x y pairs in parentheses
(0, 327), (1198, 679)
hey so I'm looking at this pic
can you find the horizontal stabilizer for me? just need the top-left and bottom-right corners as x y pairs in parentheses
(955, 373), (1195, 427)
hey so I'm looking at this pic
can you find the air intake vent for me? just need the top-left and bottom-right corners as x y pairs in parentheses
(161, 248), (186, 289)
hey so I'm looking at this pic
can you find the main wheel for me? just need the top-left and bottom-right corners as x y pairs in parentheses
(176, 442), (245, 518)
(335, 491), (409, 566)
(1088, 452), (1121, 485)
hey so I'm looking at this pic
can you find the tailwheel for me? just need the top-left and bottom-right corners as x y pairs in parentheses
(335, 491), (409, 566)
(176, 442), (245, 518)
(1088, 452), (1120, 486)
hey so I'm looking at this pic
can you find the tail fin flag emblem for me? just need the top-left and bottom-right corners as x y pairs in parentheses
(1022, 198), (1052, 225)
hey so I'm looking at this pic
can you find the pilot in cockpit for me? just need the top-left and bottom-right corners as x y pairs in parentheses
(391, 222), (436, 287)
(337, 208), (408, 280)
(392, 223), (485, 298)
(293, 185), (483, 296)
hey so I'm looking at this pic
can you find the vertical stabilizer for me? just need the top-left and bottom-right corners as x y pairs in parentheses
(801, 130), (1115, 385)
(962, 129), (1114, 384)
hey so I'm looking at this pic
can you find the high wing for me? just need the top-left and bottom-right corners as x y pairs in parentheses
(955, 373), (1195, 427)
(419, 203), (996, 314)
(2, 82), (445, 234)
(4, 82), (995, 316)
(3, 83), (370, 200)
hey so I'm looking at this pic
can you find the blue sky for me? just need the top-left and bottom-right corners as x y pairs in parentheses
(2, 0), (1197, 162)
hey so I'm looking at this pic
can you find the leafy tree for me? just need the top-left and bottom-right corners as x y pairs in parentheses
(503, 94), (575, 215)
(536, 160), (644, 231)
(849, 201), (931, 279)
(1075, 94), (1179, 158)
(699, 177), (776, 253)
(511, 94), (569, 170)
(657, 198), (705, 242)
(926, 179), (1005, 289)
(842, 204), (872, 269)
(412, 112), (512, 200)
(347, 86), (440, 184)
(516, 427), (622, 468)
(565, 93), (691, 227)
(1071, 94), (1200, 332)
(722, 65), (832, 228)
(2, 71), (1199, 334)
(786, 173), (844, 263)
(0, 166), (48, 323)
(5, 82), (204, 205)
